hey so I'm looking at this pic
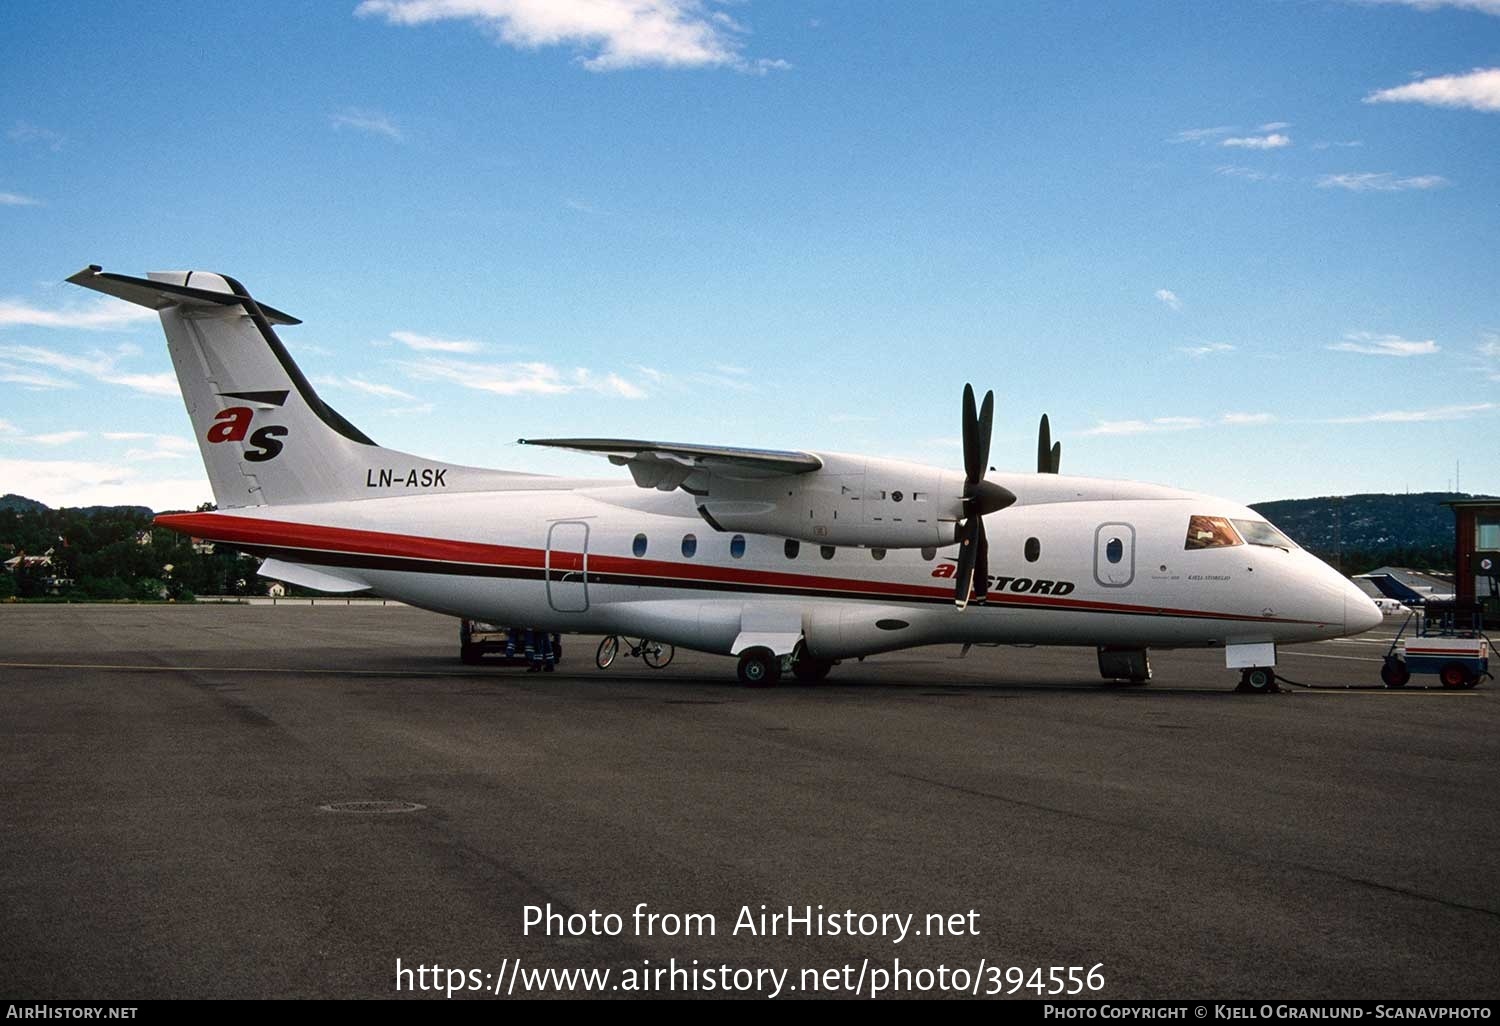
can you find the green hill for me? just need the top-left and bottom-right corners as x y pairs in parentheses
(1250, 492), (1485, 574)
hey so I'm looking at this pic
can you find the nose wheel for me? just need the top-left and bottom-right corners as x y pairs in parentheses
(1237, 667), (1278, 693)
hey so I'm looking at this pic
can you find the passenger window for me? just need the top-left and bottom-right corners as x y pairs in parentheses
(632, 533), (647, 557)
(871, 548), (886, 561)
(1024, 537), (1040, 563)
(681, 534), (697, 558)
(730, 535), (746, 559)
(1185, 515), (1242, 550)
(820, 545), (835, 560)
(921, 546), (936, 560)
(784, 539), (800, 559)
(1106, 537), (1123, 564)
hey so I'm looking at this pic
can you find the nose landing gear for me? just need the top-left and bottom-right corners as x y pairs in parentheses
(1237, 666), (1279, 693)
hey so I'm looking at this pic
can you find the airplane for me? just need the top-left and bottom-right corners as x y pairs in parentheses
(68, 264), (1383, 692)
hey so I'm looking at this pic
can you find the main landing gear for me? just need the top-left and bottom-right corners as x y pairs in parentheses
(736, 642), (834, 687)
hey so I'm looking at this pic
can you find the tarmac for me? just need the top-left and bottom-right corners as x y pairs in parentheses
(1, 603), (1495, 1000)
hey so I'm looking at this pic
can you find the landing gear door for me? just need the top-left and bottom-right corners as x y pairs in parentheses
(1093, 522), (1136, 588)
(546, 520), (589, 612)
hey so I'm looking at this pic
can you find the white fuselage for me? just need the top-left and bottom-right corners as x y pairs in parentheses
(160, 469), (1378, 661)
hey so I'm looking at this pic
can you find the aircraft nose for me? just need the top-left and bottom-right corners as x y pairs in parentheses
(1344, 582), (1382, 635)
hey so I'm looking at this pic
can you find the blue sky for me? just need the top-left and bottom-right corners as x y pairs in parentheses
(2, 0), (1497, 511)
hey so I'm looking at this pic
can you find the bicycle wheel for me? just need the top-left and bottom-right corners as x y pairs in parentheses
(643, 641), (675, 669)
(595, 635), (620, 669)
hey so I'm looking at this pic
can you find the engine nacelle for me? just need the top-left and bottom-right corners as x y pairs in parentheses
(695, 453), (965, 549)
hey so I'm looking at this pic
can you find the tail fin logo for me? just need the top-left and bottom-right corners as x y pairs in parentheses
(207, 392), (289, 462)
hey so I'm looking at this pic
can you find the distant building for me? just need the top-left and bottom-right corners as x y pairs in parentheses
(267, 581), (287, 598)
(135, 530), (152, 546)
(1445, 499), (1500, 628)
(3, 548), (53, 572)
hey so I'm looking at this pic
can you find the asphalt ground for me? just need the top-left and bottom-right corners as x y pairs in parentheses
(1, 604), (1495, 1001)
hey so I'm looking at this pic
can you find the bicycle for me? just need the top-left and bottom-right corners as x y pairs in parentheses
(595, 635), (675, 669)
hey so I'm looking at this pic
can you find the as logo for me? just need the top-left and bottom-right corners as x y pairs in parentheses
(205, 406), (287, 463)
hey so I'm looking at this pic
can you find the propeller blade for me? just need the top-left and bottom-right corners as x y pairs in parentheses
(972, 519), (989, 604)
(975, 389), (994, 481)
(953, 517), (980, 610)
(961, 383), (981, 485)
(1049, 440), (1061, 474)
(1037, 414), (1052, 473)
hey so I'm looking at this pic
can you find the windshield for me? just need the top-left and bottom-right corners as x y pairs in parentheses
(1185, 515), (1242, 550)
(1231, 518), (1297, 550)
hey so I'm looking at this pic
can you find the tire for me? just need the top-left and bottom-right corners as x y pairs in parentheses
(642, 642), (674, 669)
(737, 648), (780, 687)
(1380, 658), (1410, 688)
(1439, 662), (1470, 689)
(1239, 667), (1275, 693)
(790, 641), (832, 684)
(595, 635), (620, 669)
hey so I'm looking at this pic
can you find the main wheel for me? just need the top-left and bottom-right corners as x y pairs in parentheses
(1439, 662), (1470, 689)
(595, 635), (620, 669)
(643, 641), (675, 669)
(737, 648), (780, 687)
(1239, 667), (1276, 693)
(790, 641), (833, 684)
(1380, 658), (1410, 688)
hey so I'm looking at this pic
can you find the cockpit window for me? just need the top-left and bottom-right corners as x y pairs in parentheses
(1231, 519), (1296, 550)
(1185, 515), (1242, 550)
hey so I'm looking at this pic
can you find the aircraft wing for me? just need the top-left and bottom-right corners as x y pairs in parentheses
(518, 437), (822, 491)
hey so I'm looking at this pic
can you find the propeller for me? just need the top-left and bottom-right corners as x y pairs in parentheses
(953, 384), (1017, 610)
(1037, 414), (1061, 473)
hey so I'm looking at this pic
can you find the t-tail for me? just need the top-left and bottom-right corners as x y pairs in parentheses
(68, 265), (524, 507)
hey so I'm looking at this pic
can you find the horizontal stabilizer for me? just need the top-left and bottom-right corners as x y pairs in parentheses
(66, 265), (301, 325)
(258, 558), (371, 594)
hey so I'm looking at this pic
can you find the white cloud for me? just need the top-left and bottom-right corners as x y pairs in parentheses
(1169, 126), (1233, 143)
(99, 372), (178, 397)
(28, 431), (88, 446)
(314, 374), (417, 400)
(1257, 121), (1292, 131)
(0, 343), (178, 397)
(0, 457), (209, 511)
(1154, 288), (1182, 311)
(0, 367), (75, 390)
(1221, 132), (1291, 149)
(396, 355), (648, 398)
(0, 297), (156, 330)
(1324, 403), (1494, 424)
(1180, 342), (1235, 357)
(356, 0), (785, 73)
(1327, 332), (1438, 356)
(1316, 172), (1449, 192)
(1365, 67), (1500, 112)
(0, 418), (22, 434)
(388, 330), (484, 354)
(1357, 0), (1500, 13)
(330, 108), (404, 141)
(1215, 165), (1275, 182)
(1082, 417), (1205, 436)
(8, 122), (65, 151)
(0, 191), (41, 207)
(1221, 412), (1277, 425)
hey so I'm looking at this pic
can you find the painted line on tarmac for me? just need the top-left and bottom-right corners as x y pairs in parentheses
(0, 660), (487, 679)
(1279, 650), (1382, 663)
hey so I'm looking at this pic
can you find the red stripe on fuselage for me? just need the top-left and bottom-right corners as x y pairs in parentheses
(154, 511), (1321, 625)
